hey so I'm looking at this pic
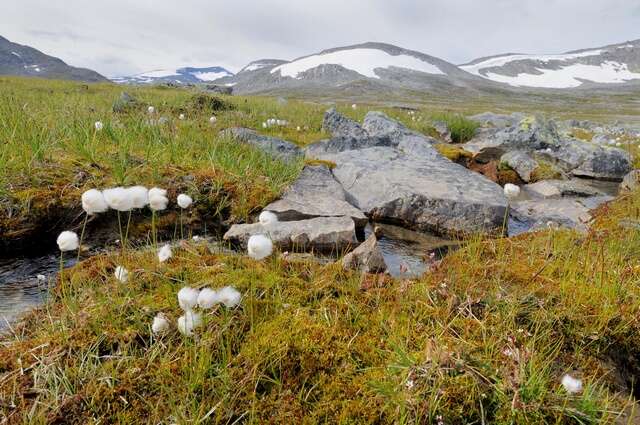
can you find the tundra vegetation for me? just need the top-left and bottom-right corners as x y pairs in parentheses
(1, 76), (640, 424)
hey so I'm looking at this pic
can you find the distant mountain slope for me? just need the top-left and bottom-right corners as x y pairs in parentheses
(112, 66), (234, 84)
(0, 35), (107, 82)
(460, 39), (640, 89)
(217, 42), (498, 96)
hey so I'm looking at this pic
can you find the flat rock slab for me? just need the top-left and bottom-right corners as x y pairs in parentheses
(221, 127), (301, 162)
(264, 165), (367, 227)
(524, 180), (606, 199)
(317, 146), (508, 237)
(305, 135), (394, 158)
(511, 196), (612, 232)
(223, 216), (357, 253)
(363, 111), (440, 157)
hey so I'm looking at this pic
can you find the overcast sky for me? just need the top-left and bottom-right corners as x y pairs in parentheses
(3, 0), (639, 77)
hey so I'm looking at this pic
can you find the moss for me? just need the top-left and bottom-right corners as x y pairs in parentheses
(570, 128), (595, 142)
(529, 160), (563, 182)
(435, 144), (473, 162)
(304, 158), (337, 169)
(519, 116), (536, 130)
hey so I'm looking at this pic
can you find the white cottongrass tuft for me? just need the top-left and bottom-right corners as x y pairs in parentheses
(296, 126), (301, 131)
(81, 189), (109, 215)
(57, 231), (79, 252)
(561, 374), (583, 394)
(352, 103), (357, 109)
(148, 187), (169, 211)
(177, 286), (199, 311)
(258, 210), (278, 226)
(209, 116), (217, 124)
(262, 122), (267, 128)
(177, 311), (202, 336)
(247, 234), (273, 260)
(158, 244), (172, 263)
(94, 121), (103, 131)
(36, 274), (46, 281)
(114, 266), (129, 283)
(103, 187), (134, 212)
(148, 106), (155, 114)
(197, 287), (220, 309)
(217, 286), (242, 308)
(177, 194), (193, 209)
(127, 186), (149, 209)
(178, 113), (185, 120)
(503, 183), (521, 200)
(152, 313), (170, 335)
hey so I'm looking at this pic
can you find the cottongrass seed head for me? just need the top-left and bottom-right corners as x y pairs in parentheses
(561, 374), (583, 394)
(258, 210), (278, 226)
(247, 234), (273, 260)
(81, 189), (109, 215)
(57, 231), (79, 252)
(503, 183), (521, 200)
(177, 194), (193, 209)
(147, 106), (155, 114)
(197, 287), (220, 309)
(177, 286), (199, 311)
(114, 266), (129, 283)
(209, 116), (217, 124)
(217, 286), (242, 308)
(177, 311), (202, 336)
(103, 187), (134, 212)
(158, 244), (172, 263)
(151, 313), (170, 335)
(178, 113), (185, 120)
(127, 186), (149, 209)
(148, 187), (169, 211)
(94, 121), (103, 131)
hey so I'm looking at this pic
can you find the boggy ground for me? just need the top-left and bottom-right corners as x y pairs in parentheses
(2, 77), (640, 423)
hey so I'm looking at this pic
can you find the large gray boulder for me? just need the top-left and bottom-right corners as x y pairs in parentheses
(223, 216), (357, 253)
(342, 234), (387, 273)
(363, 111), (439, 153)
(524, 180), (606, 199)
(322, 108), (369, 139)
(571, 148), (631, 181)
(264, 165), (367, 227)
(501, 151), (538, 182)
(304, 135), (393, 158)
(316, 146), (508, 237)
(221, 127), (301, 162)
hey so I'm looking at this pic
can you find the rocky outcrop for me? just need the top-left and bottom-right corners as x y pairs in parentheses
(511, 196), (612, 232)
(363, 111), (439, 155)
(315, 146), (508, 237)
(322, 107), (369, 139)
(620, 170), (640, 192)
(221, 127), (301, 162)
(523, 180), (606, 199)
(264, 165), (367, 227)
(223, 216), (357, 253)
(304, 135), (393, 157)
(342, 234), (387, 273)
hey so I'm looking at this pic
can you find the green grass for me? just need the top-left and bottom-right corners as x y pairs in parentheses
(430, 112), (480, 143)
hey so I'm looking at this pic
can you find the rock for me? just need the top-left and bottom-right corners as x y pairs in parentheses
(500, 151), (538, 182)
(112, 92), (139, 113)
(524, 180), (606, 199)
(571, 147), (631, 181)
(264, 165), (367, 227)
(223, 216), (357, 253)
(620, 170), (640, 192)
(363, 111), (439, 154)
(305, 136), (394, 158)
(322, 108), (369, 139)
(342, 234), (387, 273)
(432, 120), (452, 143)
(221, 127), (301, 162)
(204, 85), (233, 95)
(511, 196), (612, 232)
(316, 146), (508, 237)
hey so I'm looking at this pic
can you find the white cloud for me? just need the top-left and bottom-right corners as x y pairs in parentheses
(2, 0), (638, 77)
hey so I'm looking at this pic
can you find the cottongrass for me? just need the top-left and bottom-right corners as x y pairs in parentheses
(57, 231), (79, 252)
(177, 311), (202, 336)
(151, 313), (170, 335)
(247, 234), (273, 260)
(503, 183), (521, 200)
(148, 106), (155, 114)
(217, 286), (241, 308)
(114, 266), (129, 283)
(258, 210), (278, 226)
(177, 194), (193, 209)
(94, 121), (103, 131)
(81, 189), (109, 215)
(177, 286), (199, 311)
(209, 116), (217, 125)
(561, 374), (583, 394)
(179, 113), (185, 120)
(149, 187), (169, 247)
(197, 288), (220, 309)
(158, 244), (172, 263)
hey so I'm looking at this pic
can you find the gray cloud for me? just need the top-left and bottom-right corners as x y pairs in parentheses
(2, 0), (639, 77)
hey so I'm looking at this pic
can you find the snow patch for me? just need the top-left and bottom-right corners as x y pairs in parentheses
(271, 48), (445, 79)
(138, 69), (180, 78)
(191, 71), (231, 81)
(482, 61), (640, 88)
(243, 63), (272, 72)
(461, 49), (604, 76)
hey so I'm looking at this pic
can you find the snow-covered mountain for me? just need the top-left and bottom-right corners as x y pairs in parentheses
(460, 39), (640, 89)
(215, 42), (495, 96)
(0, 35), (106, 82)
(112, 66), (234, 84)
